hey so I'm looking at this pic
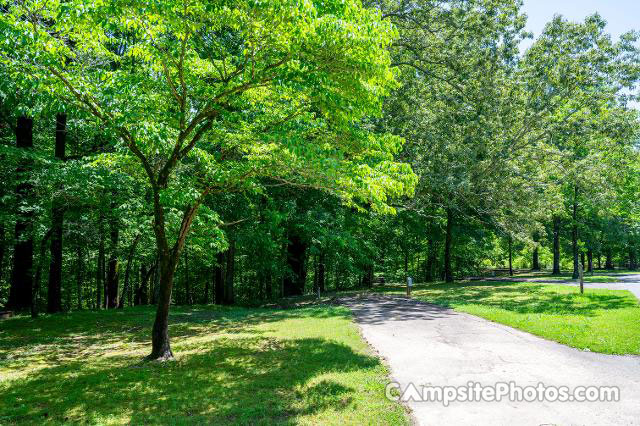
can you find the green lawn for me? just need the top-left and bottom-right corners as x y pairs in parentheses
(376, 281), (640, 355)
(513, 272), (623, 282)
(0, 305), (408, 425)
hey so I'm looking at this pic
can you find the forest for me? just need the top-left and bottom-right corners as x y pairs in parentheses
(1, 0), (639, 365)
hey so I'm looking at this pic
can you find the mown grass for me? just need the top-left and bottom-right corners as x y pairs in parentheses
(513, 272), (623, 283)
(375, 281), (640, 355)
(0, 305), (408, 425)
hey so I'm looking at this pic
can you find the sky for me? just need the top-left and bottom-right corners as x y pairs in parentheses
(521, 0), (639, 108)
(521, 0), (640, 41)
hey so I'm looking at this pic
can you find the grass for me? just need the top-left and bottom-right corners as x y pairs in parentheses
(0, 304), (408, 425)
(375, 281), (640, 355)
(512, 272), (623, 282)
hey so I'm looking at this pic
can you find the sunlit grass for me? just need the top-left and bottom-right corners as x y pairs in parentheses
(0, 305), (408, 425)
(375, 281), (640, 355)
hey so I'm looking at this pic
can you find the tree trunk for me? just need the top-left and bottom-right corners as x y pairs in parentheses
(265, 271), (272, 299)
(147, 195), (200, 360)
(118, 234), (141, 308)
(580, 252), (586, 270)
(106, 204), (119, 308)
(571, 186), (579, 280)
(508, 235), (513, 276)
(31, 229), (53, 317)
(317, 253), (326, 292)
(444, 208), (454, 283)
(223, 239), (235, 305)
(135, 263), (154, 305)
(629, 247), (637, 271)
(605, 249), (614, 270)
(148, 253), (178, 361)
(425, 238), (436, 282)
(47, 113), (67, 314)
(363, 264), (374, 288)
(552, 216), (561, 275)
(151, 254), (160, 305)
(0, 224), (5, 297)
(8, 116), (34, 311)
(403, 249), (409, 281)
(283, 233), (307, 296)
(587, 249), (594, 273)
(184, 245), (192, 305)
(76, 244), (83, 310)
(96, 212), (105, 309)
(532, 232), (540, 271)
(213, 251), (225, 305)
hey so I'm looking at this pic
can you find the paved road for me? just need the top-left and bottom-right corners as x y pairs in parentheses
(343, 295), (640, 426)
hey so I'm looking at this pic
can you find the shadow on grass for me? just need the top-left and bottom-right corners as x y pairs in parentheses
(372, 281), (637, 316)
(2, 336), (376, 424)
(0, 305), (379, 424)
(0, 305), (352, 360)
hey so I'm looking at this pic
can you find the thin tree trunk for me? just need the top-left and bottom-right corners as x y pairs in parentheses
(204, 276), (210, 304)
(444, 208), (454, 283)
(0, 224), (4, 296)
(629, 247), (637, 271)
(147, 197), (199, 360)
(184, 245), (192, 305)
(135, 263), (154, 305)
(283, 233), (307, 296)
(223, 239), (235, 305)
(605, 249), (614, 270)
(31, 229), (53, 317)
(552, 216), (561, 275)
(47, 113), (67, 314)
(403, 249), (409, 281)
(508, 235), (513, 276)
(213, 251), (225, 305)
(8, 116), (35, 311)
(106, 200), (119, 308)
(532, 232), (540, 271)
(265, 271), (272, 299)
(151, 254), (160, 305)
(76, 244), (83, 310)
(118, 233), (141, 308)
(96, 212), (105, 309)
(572, 186), (579, 280)
(317, 253), (326, 292)
(425, 238), (436, 282)
(148, 252), (178, 360)
(587, 249), (594, 273)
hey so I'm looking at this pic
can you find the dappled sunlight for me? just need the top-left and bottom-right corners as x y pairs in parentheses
(0, 305), (405, 424)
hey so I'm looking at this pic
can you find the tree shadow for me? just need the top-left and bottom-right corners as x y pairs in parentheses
(0, 305), (353, 365)
(2, 334), (381, 424)
(0, 304), (391, 424)
(373, 281), (637, 317)
(341, 294), (457, 325)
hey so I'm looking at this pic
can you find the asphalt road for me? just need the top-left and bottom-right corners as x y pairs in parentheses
(343, 295), (640, 426)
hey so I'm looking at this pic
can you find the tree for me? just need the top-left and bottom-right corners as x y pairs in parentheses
(2, 0), (415, 359)
(7, 116), (34, 311)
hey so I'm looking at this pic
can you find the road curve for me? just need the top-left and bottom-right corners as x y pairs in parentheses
(343, 294), (640, 426)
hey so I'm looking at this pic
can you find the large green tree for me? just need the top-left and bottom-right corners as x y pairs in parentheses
(1, 0), (415, 359)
